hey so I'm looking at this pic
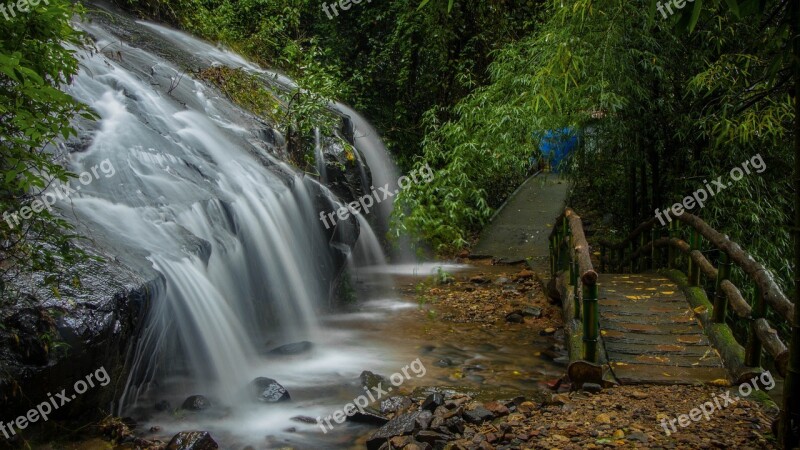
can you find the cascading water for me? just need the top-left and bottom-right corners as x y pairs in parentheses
(65, 19), (348, 408)
(43, 7), (451, 447)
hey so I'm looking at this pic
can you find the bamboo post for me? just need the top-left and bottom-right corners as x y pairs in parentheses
(712, 252), (732, 323)
(583, 281), (599, 362)
(689, 230), (701, 286)
(668, 220), (676, 269)
(572, 259), (580, 320)
(630, 240), (636, 273)
(745, 286), (765, 367)
(650, 228), (656, 270)
(640, 233), (646, 272)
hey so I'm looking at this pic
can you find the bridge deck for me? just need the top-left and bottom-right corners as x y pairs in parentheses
(599, 273), (731, 385)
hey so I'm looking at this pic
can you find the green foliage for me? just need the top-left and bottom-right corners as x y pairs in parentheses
(0, 0), (94, 301)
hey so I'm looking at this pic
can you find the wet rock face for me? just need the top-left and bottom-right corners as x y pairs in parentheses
(249, 377), (291, 403)
(166, 431), (219, 450)
(0, 246), (160, 421)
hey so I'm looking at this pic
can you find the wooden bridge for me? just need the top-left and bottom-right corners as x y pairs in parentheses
(548, 208), (798, 432)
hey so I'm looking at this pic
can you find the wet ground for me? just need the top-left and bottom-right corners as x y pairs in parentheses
(44, 261), (561, 450)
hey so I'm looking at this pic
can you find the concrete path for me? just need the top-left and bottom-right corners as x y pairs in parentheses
(471, 173), (569, 269)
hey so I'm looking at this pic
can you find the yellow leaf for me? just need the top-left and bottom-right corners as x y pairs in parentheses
(694, 305), (708, 314)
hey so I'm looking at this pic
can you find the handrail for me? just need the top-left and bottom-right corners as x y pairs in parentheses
(550, 208), (599, 363)
(598, 211), (793, 378)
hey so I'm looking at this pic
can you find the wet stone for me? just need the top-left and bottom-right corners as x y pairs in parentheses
(181, 395), (211, 411)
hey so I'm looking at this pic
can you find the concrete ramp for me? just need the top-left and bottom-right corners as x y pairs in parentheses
(472, 174), (569, 269)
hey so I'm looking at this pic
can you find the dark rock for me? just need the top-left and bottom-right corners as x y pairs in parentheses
(360, 370), (388, 390)
(166, 431), (218, 450)
(521, 306), (542, 318)
(155, 400), (172, 412)
(420, 345), (436, 354)
(582, 382), (603, 394)
(415, 430), (450, 445)
(181, 395), (211, 411)
(442, 416), (466, 434)
(505, 313), (524, 324)
(469, 275), (488, 284)
(366, 411), (421, 450)
(434, 358), (453, 368)
(348, 406), (389, 426)
(463, 405), (494, 424)
(290, 416), (317, 424)
(381, 396), (412, 414)
(421, 393), (445, 412)
(249, 377), (290, 403)
(267, 341), (312, 356)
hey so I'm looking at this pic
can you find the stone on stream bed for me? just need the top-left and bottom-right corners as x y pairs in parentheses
(249, 377), (291, 403)
(360, 370), (388, 390)
(181, 395), (211, 411)
(366, 411), (421, 450)
(266, 341), (313, 356)
(348, 406), (390, 426)
(166, 431), (218, 450)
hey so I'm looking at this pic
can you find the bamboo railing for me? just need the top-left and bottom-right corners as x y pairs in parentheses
(597, 212), (792, 378)
(549, 208), (599, 362)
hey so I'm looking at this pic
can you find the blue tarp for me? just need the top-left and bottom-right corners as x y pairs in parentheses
(539, 128), (578, 173)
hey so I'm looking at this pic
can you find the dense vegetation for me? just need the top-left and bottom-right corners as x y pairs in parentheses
(2, 0), (796, 296)
(0, 0), (92, 300)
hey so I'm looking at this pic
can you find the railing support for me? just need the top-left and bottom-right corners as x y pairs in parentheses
(667, 220), (676, 269)
(745, 286), (765, 367)
(712, 251), (732, 323)
(688, 229), (701, 287)
(582, 282), (599, 363)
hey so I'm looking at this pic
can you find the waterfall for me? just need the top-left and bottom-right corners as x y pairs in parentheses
(62, 18), (369, 410)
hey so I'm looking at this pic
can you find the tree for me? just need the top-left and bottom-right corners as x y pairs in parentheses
(0, 0), (92, 300)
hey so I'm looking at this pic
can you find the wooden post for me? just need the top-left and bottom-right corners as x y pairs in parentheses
(572, 260), (580, 320)
(583, 281), (599, 363)
(689, 230), (701, 287)
(650, 228), (656, 270)
(668, 221), (676, 269)
(712, 252), (732, 323)
(639, 233), (645, 272)
(745, 286), (765, 368)
(630, 240), (636, 273)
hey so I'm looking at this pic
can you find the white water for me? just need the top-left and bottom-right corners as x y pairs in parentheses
(58, 19), (380, 410)
(48, 12), (439, 447)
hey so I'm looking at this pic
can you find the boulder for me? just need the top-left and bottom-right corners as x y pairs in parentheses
(181, 395), (211, 411)
(249, 377), (290, 403)
(166, 431), (218, 450)
(366, 411), (421, 450)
